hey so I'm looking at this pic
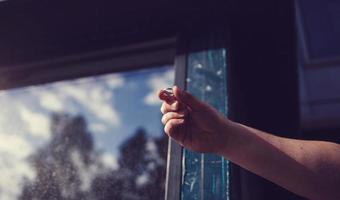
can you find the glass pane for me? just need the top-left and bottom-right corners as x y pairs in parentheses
(181, 45), (229, 199)
(0, 66), (174, 200)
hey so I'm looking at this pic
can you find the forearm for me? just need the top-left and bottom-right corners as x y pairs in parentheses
(219, 121), (340, 200)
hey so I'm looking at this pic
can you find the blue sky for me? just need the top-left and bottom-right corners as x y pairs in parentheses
(0, 65), (174, 200)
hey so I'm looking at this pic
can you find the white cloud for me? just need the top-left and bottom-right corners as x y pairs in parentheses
(60, 83), (87, 101)
(18, 105), (50, 138)
(0, 94), (39, 200)
(13, 74), (125, 135)
(99, 152), (119, 170)
(0, 134), (36, 200)
(55, 78), (122, 127)
(103, 74), (125, 89)
(39, 91), (64, 112)
(0, 134), (33, 160)
(89, 101), (120, 126)
(146, 139), (164, 166)
(144, 69), (174, 106)
(89, 123), (108, 133)
(0, 73), (127, 198)
(71, 150), (98, 191)
(136, 173), (150, 187)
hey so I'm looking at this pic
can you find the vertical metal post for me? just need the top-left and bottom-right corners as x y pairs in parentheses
(165, 37), (187, 200)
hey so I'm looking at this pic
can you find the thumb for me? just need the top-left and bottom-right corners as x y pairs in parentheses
(158, 88), (176, 105)
(173, 86), (202, 110)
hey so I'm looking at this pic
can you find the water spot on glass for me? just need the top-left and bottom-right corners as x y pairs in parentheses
(216, 69), (223, 76)
(205, 85), (212, 92)
(194, 63), (203, 69)
(186, 78), (191, 83)
(189, 177), (197, 192)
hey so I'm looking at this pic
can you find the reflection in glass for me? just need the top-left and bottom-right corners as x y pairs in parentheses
(0, 66), (173, 200)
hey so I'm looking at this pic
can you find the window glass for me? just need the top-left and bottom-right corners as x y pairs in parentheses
(181, 43), (229, 199)
(0, 66), (173, 200)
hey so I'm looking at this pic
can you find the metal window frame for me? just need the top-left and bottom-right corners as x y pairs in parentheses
(0, 37), (177, 90)
(164, 36), (187, 200)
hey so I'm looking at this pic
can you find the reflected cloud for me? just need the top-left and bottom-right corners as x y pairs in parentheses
(144, 69), (174, 106)
(89, 122), (108, 133)
(99, 152), (119, 170)
(0, 67), (170, 199)
(53, 76), (122, 127)
(18, 105), (50, 139)
(103, 74), (125, 89)
(136, 172), (150, 186)
(0, 74), (126, 199)
(0, 134), (33, 159)
(0, 134), (36, 200)
(39, 91), (64, 112)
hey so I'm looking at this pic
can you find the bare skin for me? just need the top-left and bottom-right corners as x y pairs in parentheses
(159, 86), (340, 200)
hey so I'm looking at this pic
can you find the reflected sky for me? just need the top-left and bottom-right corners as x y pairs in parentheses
(0, 66), (173, 200)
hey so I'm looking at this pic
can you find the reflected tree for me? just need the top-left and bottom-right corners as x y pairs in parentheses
(20, 113), (94, 200)
(20, 114), (168, 200)
(91, 128), (168, 200)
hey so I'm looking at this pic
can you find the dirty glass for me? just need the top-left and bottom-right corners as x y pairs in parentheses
(0, 66), (173, 200)
(181, 46), (229, 200)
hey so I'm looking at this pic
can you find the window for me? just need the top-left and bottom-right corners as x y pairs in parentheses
(0, 38), (175, 199)
(1, 0), (301, 199)
(0, 29), (232, 199)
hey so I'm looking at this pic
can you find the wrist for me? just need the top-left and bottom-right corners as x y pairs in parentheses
(214, 118), (236, 156)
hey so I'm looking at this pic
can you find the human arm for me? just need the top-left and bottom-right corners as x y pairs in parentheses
(159, 86), (340, 200)
(222, 122), (340, 200)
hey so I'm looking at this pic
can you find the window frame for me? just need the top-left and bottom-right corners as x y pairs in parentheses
(164, 37), (187, 200)
(0, 38), (177, 90)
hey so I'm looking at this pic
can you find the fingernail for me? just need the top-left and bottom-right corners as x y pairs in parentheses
(163, 87), (174, 97)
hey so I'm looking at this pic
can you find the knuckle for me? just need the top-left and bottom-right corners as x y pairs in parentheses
(172, 101), (180, 110)
(164, 118), (185, 138)
(162, 113), (170, 125)
(161, 103), (169, 114)
(171, 118), (183, 126)
(164, 120), (175, 134)
(179, 110), (186, 117)
(166, 121), (175, 136)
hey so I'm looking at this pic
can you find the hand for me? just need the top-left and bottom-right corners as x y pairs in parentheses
(158, 86), (230, 154)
